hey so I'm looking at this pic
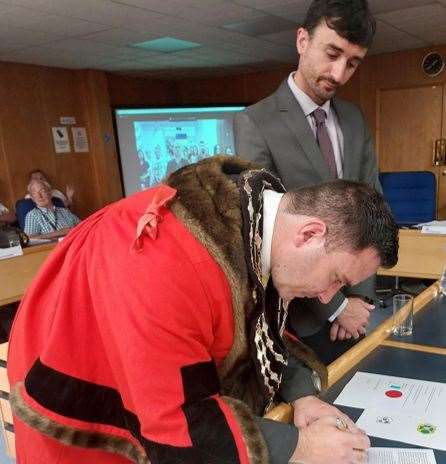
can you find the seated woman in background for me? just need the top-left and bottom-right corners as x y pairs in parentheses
(0, 202), (16, 224)
(24, 179), (80, 239)
(25, 169), (74, 208)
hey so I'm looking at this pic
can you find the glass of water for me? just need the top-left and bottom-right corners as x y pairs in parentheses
(392, 294), (413, 337)
(439, 265), (446, 296)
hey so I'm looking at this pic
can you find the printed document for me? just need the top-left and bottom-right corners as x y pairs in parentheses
(358, 409), (446, 451)
(334, 372), (446, 417)
(368, 448), (436, 464)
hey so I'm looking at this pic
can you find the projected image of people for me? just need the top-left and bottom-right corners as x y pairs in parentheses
(134, 119), (235, 189)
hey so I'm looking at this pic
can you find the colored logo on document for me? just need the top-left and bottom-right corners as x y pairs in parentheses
(417, 423), (436, 435)
(376, 416), (393, 424)
(385, 390), (402, 398)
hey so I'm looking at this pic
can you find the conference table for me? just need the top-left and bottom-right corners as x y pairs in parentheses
(327, 283), (446, 462)
(0, 242), (56, 306)
(378, 228), (446, 279)
(266, 283), (446, 462)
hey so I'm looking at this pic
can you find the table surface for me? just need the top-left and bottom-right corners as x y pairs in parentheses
(378, 229), (446, 279)
(324, 283), (446, 461)
(0, 242), (56, 306)
(325, 346), (446, 463)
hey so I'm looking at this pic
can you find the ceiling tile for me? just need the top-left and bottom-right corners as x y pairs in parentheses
(131, 37), (201, 53)
(0, 24), (61, 47)
(175, 2), (259, 25)
(223, 14), (297, 36)
(260, 29), (296, 46)
(256, 0), (311, 22)
(0, 6), (111, 37)
(104, 0), (211, 17)
(233, 0), (298, 7)
(81, 27), (159, 46)
(0, 0), (444, 78)
(376, 3), (446, 38)
(40, 38), (123, 56)
(369, 19), (427, 54)
(369, 0), (438, 14)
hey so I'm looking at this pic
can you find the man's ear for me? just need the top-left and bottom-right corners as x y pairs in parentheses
(296, 27), (309, 54)
(293, 219), (327, 247)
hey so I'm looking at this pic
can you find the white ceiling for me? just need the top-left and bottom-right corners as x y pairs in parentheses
(0, 0), (444, 78)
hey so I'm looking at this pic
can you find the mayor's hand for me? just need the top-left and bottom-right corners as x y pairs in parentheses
(289, 415), (370, 464)
(293, 395), (357, 431)
(332, 297), (374, 341)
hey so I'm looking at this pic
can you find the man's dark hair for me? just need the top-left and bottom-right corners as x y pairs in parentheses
(303, 0), (376, 48)
(284, 180), (398, 268)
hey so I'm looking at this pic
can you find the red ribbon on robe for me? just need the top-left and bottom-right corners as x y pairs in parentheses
(132, 184), (177, 252)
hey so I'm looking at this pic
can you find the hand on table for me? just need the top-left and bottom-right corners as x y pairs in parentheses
(331, 297), (374, 341)
(289, 415), (370, 464)
(293, 395), (358, 431)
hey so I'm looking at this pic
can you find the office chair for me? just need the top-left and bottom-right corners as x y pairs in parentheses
(377, 171), (437, 304)
(15, 197), (65, 230)
(379, 171), (436, 227)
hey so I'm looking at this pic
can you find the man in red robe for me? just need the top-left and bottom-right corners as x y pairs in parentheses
(8, 157), (398, 463)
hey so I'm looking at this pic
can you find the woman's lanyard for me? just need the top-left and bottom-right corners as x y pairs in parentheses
(38, 207), (58, 231)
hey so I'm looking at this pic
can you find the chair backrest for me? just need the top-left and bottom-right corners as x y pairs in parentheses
(379, 171), (436, 227)
(15, 197), (65, 230)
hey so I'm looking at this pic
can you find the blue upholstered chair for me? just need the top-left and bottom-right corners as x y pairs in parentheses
(379, 171), (436, 227)
(15, 197), (65, 231)
(377, 171), (437, 304)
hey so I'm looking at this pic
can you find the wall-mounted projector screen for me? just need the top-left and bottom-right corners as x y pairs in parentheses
(114, 105), (245, 196)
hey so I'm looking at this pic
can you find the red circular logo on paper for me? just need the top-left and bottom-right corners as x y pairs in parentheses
(385, 390), (402, 398)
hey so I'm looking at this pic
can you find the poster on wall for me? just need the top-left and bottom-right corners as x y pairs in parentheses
(72, 127), (89, 153)
(52, 127), (70, 154)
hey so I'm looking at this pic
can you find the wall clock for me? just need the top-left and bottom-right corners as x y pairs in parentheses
(421, 52), (445, 77)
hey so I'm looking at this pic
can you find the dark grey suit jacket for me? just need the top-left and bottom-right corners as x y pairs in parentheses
(234, 80), (381, 336)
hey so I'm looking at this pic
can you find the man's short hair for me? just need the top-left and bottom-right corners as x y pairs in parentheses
(303, 0), (376, 48)
(284, 180), (398, 268)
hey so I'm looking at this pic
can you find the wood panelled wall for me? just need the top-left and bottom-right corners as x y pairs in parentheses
(2, 44), (445, 220)
(107, 64), (360, 109)
(0, 62), (122, 219)
(359, 44), (446, 146)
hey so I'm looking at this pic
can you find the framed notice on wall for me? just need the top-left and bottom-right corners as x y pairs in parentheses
(72, 127), (89, 153)
(52, 127), (70, 153)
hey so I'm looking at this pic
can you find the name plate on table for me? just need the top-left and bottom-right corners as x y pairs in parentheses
(418, 220), (446, 234)
(0, 244), (23, 260)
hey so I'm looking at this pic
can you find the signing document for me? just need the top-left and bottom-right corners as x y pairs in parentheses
(335, 372), (446, 450)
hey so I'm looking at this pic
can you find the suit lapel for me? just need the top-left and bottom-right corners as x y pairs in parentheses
(275, 81), (331, 182)
(332, 98), (354, 180)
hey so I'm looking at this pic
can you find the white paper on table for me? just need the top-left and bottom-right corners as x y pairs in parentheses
(358, 408), (446, 451)
(368, 448), (436, 464)
(334, 372), (446, 418)
(0, 244), (23, 260)
(28, 238), (53, 245)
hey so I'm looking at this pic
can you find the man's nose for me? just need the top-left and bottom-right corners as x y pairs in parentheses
(330, 59), (347, 84)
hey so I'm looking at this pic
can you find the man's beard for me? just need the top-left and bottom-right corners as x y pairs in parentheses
(316, 76), (339, 95)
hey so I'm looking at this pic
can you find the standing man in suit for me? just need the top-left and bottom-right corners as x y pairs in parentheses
(234, 0), (379, 353)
